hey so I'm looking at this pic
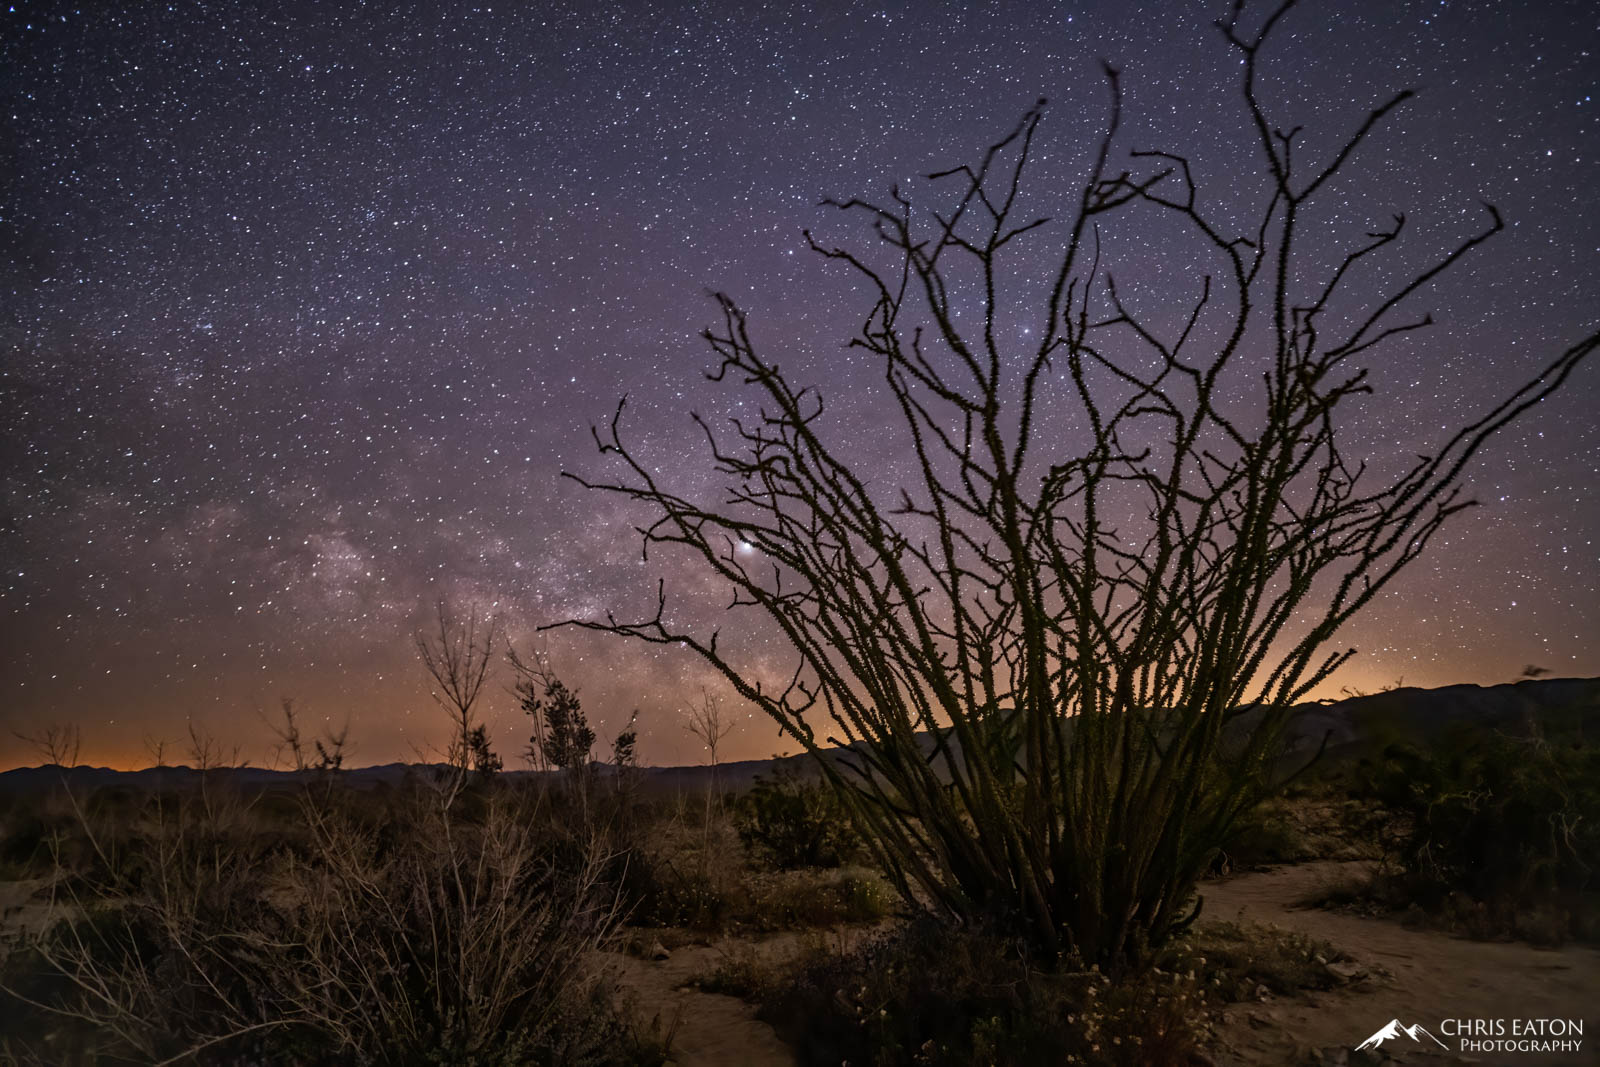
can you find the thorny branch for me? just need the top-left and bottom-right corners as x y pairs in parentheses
(554, 0), (1598, 967)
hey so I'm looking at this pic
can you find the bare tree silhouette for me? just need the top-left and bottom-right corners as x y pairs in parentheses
(686, 688), (738, 840)
(415, 599), (502, 796)
(556, 0), (1598, 969)
(686, 690), (735, 791)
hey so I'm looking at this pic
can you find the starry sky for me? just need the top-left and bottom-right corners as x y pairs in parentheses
(2, 0), (1596, 771)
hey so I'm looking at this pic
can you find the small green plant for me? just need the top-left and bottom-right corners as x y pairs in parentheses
(1211, 800), (1309, 872)
(734, 763), (859, 870)
(754, 919), (1209, 1066)
(1348, 713), (1600, 943)
(1162, 920), (1354, 1000)
(740, 869), (894, 930)
(515, 651), (597, 774)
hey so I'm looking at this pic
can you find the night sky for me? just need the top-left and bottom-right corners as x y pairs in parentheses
(3, 0), (1596, 771)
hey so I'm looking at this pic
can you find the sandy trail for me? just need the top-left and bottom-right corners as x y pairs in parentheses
(611, 865), (1597, 1066)
(1203, 862), (1598, 1066)
(608, 934), (805, 1067)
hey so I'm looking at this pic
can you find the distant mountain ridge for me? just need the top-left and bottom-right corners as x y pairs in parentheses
(3, 676), (1594, 797)
(0, 754), (808, 797)
(1262, 675), (1599, 764)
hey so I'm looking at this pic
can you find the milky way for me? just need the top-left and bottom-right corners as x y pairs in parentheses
(3, 0), (1596, 769)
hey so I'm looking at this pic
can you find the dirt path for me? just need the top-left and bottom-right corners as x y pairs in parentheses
(1202, 863), (1599, 1066)
(609, 866), (1598, 1066)
(608, 935), (801, 1067)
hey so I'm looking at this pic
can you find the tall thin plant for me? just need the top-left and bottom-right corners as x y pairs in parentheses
(557, 0), (1598, 969)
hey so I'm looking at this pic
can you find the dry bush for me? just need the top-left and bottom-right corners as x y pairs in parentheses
(618, 791), (745, 929)
(617, 785), (891, 934)
(1205, 783), (1384, 872)
(262, 784), (631, 1063)
(0, 731), (664, 1066)
(693, 940), (781, 1000)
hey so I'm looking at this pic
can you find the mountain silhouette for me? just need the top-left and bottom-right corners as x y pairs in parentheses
(3, 676), (1595, 794)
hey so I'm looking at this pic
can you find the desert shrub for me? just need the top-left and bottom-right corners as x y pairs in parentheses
(1162, 920), (1353, 1000)
(270, 791), (633, 1064)
(0, 777), (664, 1066)
(756, 919), (1208, 1067)
(840, 871), (894, 923)
(696, 941), (779, 999)
(614, 794), (739, 929)
(617, 768), (884, 932)
(1209, 799), (1309, 873)
(733, 868), (895, 932)
(560, 0), (1600, 970)
(1203, 776), (1390, 873)
(623, 852), (734, 929)
(622, 846), (891, 933)
(1355, 723), (1600, 942)
(730, 916), (1346, 1066)
(0, 810), (50, 877)
(735, 765), (859, 870)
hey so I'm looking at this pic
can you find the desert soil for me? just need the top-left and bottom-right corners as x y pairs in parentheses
(610, 943), (795, 1067)
(1203, 862), (1598, 1067)
(611, 862), (1599, 1067)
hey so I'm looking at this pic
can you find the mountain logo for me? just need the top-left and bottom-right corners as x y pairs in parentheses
(1356, 1019), (1450, 1051)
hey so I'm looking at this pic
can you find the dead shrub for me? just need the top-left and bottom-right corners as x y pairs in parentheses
(0, 766), (665, 1066)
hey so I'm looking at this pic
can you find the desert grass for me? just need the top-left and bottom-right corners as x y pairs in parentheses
(0, 729), (668, 1066)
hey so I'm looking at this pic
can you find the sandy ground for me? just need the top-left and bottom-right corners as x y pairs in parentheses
(610, 938), (800, 1067)
(4, 865), (1592, 1065)
(610, 864), (1599, 1067)
(1202, 862), (1598, 1067)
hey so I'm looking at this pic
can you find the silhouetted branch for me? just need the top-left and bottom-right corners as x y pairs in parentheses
(554, 0), (1598, 970)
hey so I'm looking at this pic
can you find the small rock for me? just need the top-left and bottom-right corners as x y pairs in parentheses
(649, 940), (671, 961)
(1325, 959), (1366, 982)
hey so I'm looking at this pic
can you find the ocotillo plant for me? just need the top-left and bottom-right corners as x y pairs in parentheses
(558, 0), (1598, 970)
